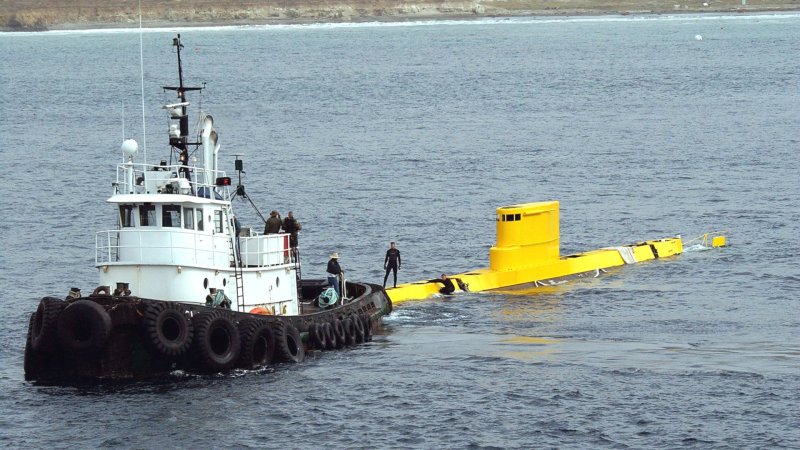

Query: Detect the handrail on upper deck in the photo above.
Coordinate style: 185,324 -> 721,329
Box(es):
114,162 -> 231,199
96,228 -> 295,269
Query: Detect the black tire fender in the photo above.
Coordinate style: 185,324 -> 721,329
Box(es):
351,314 -> 365,344
57,299 -> 113,356
24,313 -> 36,378
342,318 -> 356,347
332,319 -> 346,349
360,313 -> 373,342
274,322 -> 305,363
309,323 -> 327,351
143,303 -> 193,357
91,285 -> 111,296
31,297 -> 64,352
323,322 -> 336,350
192,313 -> 240,372
238,320 -> 275,369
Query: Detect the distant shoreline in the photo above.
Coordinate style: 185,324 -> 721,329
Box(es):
3,3 -> 800,33
44,9 -> 800,32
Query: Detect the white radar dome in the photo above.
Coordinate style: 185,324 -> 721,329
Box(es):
121,139 -> 139,157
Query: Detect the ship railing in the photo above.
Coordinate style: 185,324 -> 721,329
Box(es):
96,229 -> 294,268
113,162 -> 231,200
238,232 -> 295,267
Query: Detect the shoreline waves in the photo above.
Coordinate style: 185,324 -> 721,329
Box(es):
3,2 -> 800,32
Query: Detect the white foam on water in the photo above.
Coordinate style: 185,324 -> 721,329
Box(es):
683,243 -> 713,252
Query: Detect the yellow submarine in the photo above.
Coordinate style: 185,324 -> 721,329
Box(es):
387,201 -> 725,305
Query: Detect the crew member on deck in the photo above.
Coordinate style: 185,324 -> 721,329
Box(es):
282,211 -> 302,256
327,252 -> 343,299
383,241 -> 401,288
264,210 -> 282,234
434,273 -> 455,295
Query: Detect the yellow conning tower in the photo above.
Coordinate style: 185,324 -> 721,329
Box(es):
490,201 -> 560,271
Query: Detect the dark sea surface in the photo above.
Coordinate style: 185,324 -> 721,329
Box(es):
1,13 -> 799,448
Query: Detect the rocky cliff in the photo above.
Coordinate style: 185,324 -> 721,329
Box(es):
2,0 -> 799,31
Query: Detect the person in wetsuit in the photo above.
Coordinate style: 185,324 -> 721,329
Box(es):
435,273 -> 455,295
383,241 -> 401,288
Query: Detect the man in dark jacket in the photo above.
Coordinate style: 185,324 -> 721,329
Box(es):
383,241 -> 401,288
326,252 -> 343,299
264,210 -> 282,234
282,211 -> 302,249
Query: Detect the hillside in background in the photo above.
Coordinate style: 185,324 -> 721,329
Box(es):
2,0 -> 799,30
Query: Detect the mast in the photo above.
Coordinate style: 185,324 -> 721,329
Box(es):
163,34 -> 203,183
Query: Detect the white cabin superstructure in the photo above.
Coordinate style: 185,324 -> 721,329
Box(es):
94,34 -> 299,315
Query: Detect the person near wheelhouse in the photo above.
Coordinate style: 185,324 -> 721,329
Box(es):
383,241 -> 401,288
264,210 -> 282,234
282,211 -> 302,258
326,252 -> 343,299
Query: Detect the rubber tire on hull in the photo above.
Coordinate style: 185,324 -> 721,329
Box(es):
57,300 -> 113,356
192,313 -> 241,372
274,322 -> 305,363
24,313 -> 35,378
323,322 -> 336,350
238,320 -> 275,369
360,313 -> 373,342
309,323 -> 327,351
342,318 -> 357,347
351,314 -> 365,344
332,320 -> 346,349
31,297 -> 64,352
91,285 -> 111,296
144,303 -> 193,357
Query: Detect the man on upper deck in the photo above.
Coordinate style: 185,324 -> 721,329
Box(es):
282,211 -> 302,249
264,210 -> 282,234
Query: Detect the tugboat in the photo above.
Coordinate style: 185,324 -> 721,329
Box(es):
24,35 -> 392,383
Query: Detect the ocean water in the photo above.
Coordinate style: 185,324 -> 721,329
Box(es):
1,13 -> 799,448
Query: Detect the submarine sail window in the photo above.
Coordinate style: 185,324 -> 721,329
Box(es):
162,205 -> 181,228
119,205 -> 134,227
139,204 -> 156,226
500,213 -> 522,222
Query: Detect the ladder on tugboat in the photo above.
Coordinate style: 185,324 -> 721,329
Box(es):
293,247 -> 302,300
230,237 -> 245,312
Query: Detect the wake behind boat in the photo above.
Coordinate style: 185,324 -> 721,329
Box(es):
24,35 -> 391,383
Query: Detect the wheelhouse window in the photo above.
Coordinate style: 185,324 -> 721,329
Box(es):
213,210 -> 224,233
183,207 -> 195,230
162,205 -> 181,228
119,205 -> 134,227
139,204 -> 156,226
